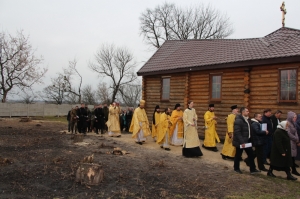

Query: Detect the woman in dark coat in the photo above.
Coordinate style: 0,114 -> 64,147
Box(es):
286,111 -> 300,176
267,121 -> 297,180
294,114 -> 300,161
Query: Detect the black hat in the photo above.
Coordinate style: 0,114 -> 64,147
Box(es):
231,105 -> 238,110
209,104 -> 214,107
174,103 -> 181,110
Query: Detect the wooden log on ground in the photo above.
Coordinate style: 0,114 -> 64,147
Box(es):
19,117 -> 32,122
75,163 -> 104,185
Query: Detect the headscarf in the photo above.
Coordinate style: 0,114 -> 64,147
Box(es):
277,120 -> 287,131
286,111 -> 297,136
153,105 -> 160,125
287,111 -> 296,125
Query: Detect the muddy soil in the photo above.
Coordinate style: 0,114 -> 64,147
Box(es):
0,118 -> 299,199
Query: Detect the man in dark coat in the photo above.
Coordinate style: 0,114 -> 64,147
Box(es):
85,106 -> 92,132
94,104 -> 105,135
233,107 -> 260,174
125,107 -> 133,132
262,109 -> 273,165
267,121 -> 297,180
77,103 -> 88,134
102,104 -> 109,132
270,110 -> 282,131
251,113 -> 269,171
67,109 -> 71,132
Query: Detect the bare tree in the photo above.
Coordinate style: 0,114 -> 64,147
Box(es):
139,2 -> 234,49
21,91 -> 37,104
89,44 -> 137,103
82,84 -> 96,105
0,31 -> 47,102
62,59 -> 82,103
118,83 -> 141,107
64,92 -> 79,104
40,74 -> 66,104
96,82 -> 111,105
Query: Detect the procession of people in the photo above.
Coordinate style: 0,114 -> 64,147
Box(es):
67,100 -> 300,181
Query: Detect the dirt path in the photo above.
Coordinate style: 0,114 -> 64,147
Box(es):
67,130 -> 300,180
0,118 -> 300,199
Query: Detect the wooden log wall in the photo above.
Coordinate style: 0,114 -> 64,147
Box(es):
189,68 -> 245,139
143,74 -> 186,129
142,62 -> 300,139
249,63 -> 300,120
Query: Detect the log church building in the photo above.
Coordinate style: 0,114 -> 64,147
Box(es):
137,26 -> 300,138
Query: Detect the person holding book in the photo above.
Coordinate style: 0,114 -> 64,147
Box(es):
233,107 -> 260,174
251,113 -> 269,171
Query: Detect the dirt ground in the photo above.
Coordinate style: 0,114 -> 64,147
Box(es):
0,118 -> 300,199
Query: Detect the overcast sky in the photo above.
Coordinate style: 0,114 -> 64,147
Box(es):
1,0 -> 300,100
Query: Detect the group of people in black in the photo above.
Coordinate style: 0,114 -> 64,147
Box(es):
119,108 -> 134,132
233,108 -> 300,181
67,103 -> 109,135
67,103 -> 134,135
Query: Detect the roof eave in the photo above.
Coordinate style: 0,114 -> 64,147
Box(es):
137,56 -> 300,76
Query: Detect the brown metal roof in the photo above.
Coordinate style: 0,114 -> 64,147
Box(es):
137,27 -> 300,76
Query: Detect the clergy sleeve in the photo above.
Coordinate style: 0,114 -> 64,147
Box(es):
227,114 -> 235,133
193,109 -> 198,121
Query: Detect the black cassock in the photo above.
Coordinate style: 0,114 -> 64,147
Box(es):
94,107 -> 105,134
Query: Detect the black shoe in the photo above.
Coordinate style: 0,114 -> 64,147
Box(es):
267,171 -> 276,177
250,169 -> 261,174
221,154 -> 227,160
260,168 -> 268,172
234,169 -> 242,174
165,148 -> 170,151
264,161 -> 270,165
212,148 -> 218,152
160,146 -> 163,148
292,170 -> 300,176
138,142 -> 143,145
287,175 -> 297,181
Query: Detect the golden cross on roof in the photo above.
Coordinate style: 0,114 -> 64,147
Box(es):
280,1 -> 287,27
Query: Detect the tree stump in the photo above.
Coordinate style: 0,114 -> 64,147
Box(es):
19,117 -> 32,122
73,134 -> 84,143
75,163 -> 104,185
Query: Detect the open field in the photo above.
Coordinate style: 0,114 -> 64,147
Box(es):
0,118 -> 300,199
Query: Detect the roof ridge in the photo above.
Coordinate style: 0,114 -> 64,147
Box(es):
164,38 -> 261,42
264,27 -> 300,37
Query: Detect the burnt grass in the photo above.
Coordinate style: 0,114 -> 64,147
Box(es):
0,119 -> 299,199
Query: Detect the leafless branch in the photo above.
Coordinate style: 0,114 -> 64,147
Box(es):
0,30 -> 47,102
89,44 -> 137,103
139,3 -> 234,49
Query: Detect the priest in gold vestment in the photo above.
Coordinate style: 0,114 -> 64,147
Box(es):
182,101 -> 203,157
157,108 -> 172,151
129,100 -> 151,145
151,105 -> 161,142
221,105 -> 239,160
169,103 -> 184,146
107,102 -> 121,137
203,104 -> 220,152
